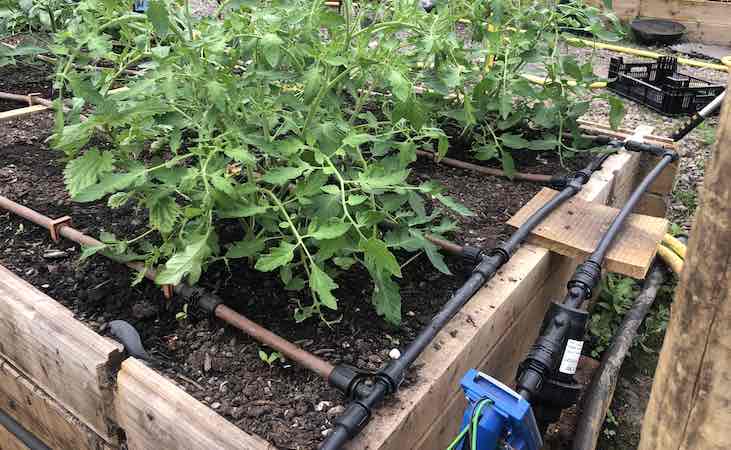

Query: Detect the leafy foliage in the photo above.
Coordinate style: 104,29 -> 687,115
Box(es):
50,0 -> 623,325
588,274 -> 673,357
0,0 -> 77,35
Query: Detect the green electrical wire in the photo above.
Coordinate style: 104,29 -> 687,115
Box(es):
445,398 -> 494,450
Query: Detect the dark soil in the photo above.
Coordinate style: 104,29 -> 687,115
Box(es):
0,61 -> 55,112
0,64 -> 589,449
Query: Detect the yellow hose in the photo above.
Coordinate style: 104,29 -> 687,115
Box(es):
662,233 -> 687,259
657,244 -> 683,275
520,73 -> 606,89
565,37 -> 730,72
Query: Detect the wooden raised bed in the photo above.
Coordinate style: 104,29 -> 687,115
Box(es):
595,0 -> 731,46
0,144 -> 674,450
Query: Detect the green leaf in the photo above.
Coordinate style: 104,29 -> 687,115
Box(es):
146,0 -> 170,38
370,267 -> 401,325
358,166 -> 409,192
501,150 -> 516,178
155,236 -> 209,285
226,239 -> 265,258
434,194 -> 475,217
260,165 -> 307,185
74,170 -> 144,202
362,238 -> 401,278
343,133 -> 375,148
79,244 -> 107,261
347,194 -> 368,206
425,245 -> 451,275
500,133 -> 530,149
255,241 -> 296,272
260,33 -> 283,67
388,69 -> 410,102
527,139 -> 558,151
608,96 -> 625,130
308,218 -> 351,240
149,196 -> 180,234
310,264 -> 338,310
224,147 -> 255,165
64,149 -> 115,197
218,204 -> 269,218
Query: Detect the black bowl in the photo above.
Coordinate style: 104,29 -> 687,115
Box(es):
630,19 -> 686,45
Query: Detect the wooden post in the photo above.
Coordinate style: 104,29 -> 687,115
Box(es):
638,77 -> 731,450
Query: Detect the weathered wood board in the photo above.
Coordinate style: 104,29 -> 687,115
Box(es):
0,265 -> 123,443
0,105 -> 49,123
587,0 -> 731,45
0,421 -> 29,450
0,357 -> 108,450
115,358 -> 274,450
508,188 -> 668,279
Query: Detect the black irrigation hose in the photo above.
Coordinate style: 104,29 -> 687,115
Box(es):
0,408 -> 52,450
515,142 -> 678,425
320,150 -> 617,450
670,91 -> 726,141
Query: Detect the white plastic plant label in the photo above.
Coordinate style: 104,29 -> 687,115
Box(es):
559,339 -> 584,375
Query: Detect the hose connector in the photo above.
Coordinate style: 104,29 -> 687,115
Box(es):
461,245 -> 485,267
624,141 -> 678,162
174,284 -> 224,319
566,260 -> 602,301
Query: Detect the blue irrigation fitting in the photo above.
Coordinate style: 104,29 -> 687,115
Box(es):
133,0 -> 149,12
459,369 -> 542,450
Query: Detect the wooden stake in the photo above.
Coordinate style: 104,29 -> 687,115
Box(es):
638,74 -> 731,450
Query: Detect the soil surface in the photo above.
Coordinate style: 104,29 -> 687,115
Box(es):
0,61 -> 55,112
0,62 -> 586,449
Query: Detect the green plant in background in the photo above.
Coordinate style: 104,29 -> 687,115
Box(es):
589,274 -> 673,357
50,0 -> 624,326
0,0 -> 77,34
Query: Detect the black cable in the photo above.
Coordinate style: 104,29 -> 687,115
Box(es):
0,408 -> 52,450
585,153 -> 675,269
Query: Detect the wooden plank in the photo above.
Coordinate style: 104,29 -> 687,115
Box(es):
636,192 -> 668,217
0,265 -> 123,443
639,75 -> 731,450
0,421 -> 29,450
641,154 -> 678,195
507,188 -> 667,279
639,0 -> 731,25
0,105 -> 49,123
0,357 -> 107,450
115,358 -> 273,450
353,149 -> 638,450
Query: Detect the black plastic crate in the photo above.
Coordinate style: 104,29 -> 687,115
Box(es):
607,56 -> 725,116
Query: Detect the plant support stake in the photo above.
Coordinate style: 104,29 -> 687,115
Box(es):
319,150 -> 617,449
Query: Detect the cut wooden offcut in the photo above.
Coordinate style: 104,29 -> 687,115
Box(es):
507,187 -> 667,279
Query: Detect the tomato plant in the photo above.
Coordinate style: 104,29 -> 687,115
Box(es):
50,0 -> 622,325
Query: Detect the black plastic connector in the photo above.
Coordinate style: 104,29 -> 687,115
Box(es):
174,285 -> 224,319
515,302 -> 589,400
461,245 -> 485,267
566,260 -> 603,302
623,141 -> 679,161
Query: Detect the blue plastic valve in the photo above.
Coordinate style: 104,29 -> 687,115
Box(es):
459,369 -> 542,450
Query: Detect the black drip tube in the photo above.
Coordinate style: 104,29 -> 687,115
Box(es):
0,408 -> 52,450
320,149 -> 618,450
515,141 -> 678,430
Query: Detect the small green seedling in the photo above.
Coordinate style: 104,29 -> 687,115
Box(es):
258,349 -> 282,367
175,303 -> 188,321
